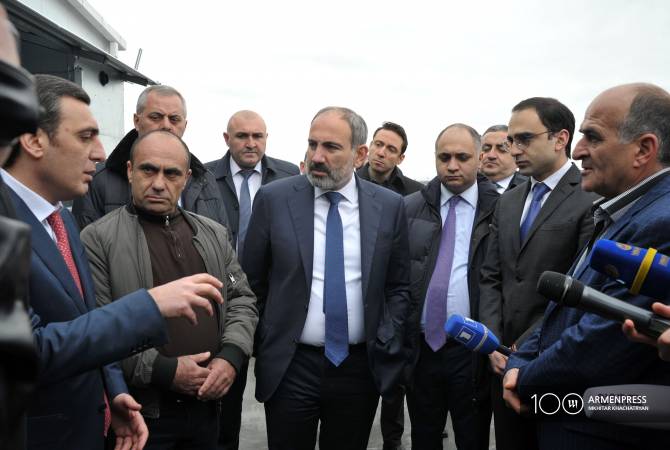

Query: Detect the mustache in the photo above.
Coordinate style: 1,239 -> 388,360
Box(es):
308,162 -> 331,174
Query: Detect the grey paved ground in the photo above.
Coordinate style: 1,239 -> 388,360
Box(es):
239,359 -> 495,449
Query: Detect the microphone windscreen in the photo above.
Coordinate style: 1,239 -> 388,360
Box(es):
445,314 -> 499,354
591,240 -> 670,299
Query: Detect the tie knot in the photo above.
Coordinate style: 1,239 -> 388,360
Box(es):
448,195 -> 461,208
325,191 -> 344,206
240,169 -> 255,180
46,210 -> 62,228
532,182 -> 550,200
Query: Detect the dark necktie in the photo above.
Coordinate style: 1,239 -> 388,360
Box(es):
47,211 -> 111,435
520,182 -> 550,242
424,195 -> 460,351
323,191 -> 348,366
237,169 -> 254,258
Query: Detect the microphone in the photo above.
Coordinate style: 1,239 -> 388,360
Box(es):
590,240 -> 670,300
444,315 -> 512,356
537,271 -> 670,339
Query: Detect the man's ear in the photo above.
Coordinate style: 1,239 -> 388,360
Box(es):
355,145 -> 368,168
18,129 -> 47,160
554,129 -> 569,154
633,133 -> 659,169
126,160 -> 133,183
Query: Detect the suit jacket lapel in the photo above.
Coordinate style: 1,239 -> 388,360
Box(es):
215,153 -> 237,200
357,178 -> 381,302
288,177 -> 315,293
8,189 -> 87,315
521,165 -> 579,251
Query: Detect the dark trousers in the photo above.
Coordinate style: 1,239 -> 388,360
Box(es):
217,360 -> 248,450
406,340 -> 485,450
145,394 -> 219,450
380,385 -> 405,449
490,374 -> 538,450
265,344 -> 379,450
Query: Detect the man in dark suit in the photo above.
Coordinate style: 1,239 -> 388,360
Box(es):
243,106 -> 411,450
504,84 -> 670,449
479,124 -> 527,193
3,74 -> 225,450
478,98 -> 596,450
204,109 -> 298,450
404,124 -> 499,449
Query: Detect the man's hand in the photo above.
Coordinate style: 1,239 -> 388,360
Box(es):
171,352 -> 211,395
198,358 -> 237,401
623,302 -> 670,361
110,393 -> 148,450
148,274 -> 223,325
488,350 -> 508,376
502,368 -> 528,415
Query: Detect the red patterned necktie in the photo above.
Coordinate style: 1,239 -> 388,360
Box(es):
46,211 -> 112,435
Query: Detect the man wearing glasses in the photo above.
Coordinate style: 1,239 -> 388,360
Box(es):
479,125 -> 527,194
478,97 -> 596,450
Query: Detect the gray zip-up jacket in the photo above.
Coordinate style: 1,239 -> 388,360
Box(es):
80,205 -> 257,418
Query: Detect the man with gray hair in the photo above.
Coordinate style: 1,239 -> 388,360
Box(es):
480,124 -> 527,193
404,123 -> 499,449
242,106 -> 411,449
73,85 -> 229,229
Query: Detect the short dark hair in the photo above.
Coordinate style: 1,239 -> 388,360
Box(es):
619,85 -> 670,166
129,129 -> 191,167
483,124 -> 508,134
372,121 -> 408,154
34,74 -> 90,140
5,75 -> 89,168
512,97 -> 575,157
435,123 -> 481,152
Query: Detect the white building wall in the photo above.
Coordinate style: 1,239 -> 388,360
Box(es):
18,0 -> 112,52
80,61 -> 126,155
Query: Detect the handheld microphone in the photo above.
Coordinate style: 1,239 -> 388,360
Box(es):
444,315 -> 512,356
537,271 -> 670,339
590,240 -> 670,300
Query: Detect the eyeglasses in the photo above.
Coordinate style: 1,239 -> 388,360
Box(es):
503,130 -> 553,151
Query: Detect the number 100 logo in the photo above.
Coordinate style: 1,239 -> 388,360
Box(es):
531,393 -> 584,415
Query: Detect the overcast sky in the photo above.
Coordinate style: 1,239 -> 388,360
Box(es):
88,0 -> 670,181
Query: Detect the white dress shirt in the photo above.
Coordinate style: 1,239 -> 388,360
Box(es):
520,160 -> 572,225
494,173 -> 515,194
1,169 -> 60,242
421,181 -> 478,328
300,175 -> 364,345
230,157 -> 262,204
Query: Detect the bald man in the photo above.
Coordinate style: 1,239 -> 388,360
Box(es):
205,110 -> 298,450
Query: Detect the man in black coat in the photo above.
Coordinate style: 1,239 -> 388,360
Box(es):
204,110 -> 298,450
355,121 -> 423,197
404,123 -> 499,450
72,85 -> 229,229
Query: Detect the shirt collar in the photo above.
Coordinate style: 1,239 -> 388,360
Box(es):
530,159 -> 572,191
495,173 -> 515,191
230,157 -> 262,176
314,173 -> 358,204
440,180 -> 478,210
1,168 -> 61,222
594,167 -> 670,223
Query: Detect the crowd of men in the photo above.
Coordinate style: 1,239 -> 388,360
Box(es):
2,4 -> 670,450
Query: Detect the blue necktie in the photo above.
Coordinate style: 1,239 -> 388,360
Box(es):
520,182 -> 550,242
237,169 -> 254,259
424,195 -> 460,351
323,191 -> 348,366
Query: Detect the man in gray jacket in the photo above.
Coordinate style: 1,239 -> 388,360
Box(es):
81,130 -> 258,449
